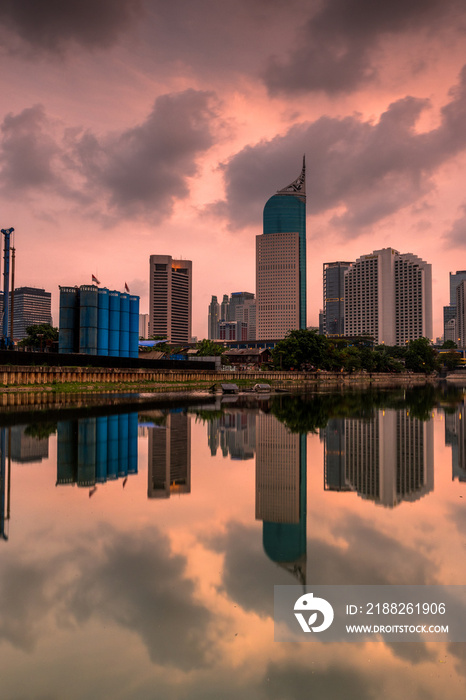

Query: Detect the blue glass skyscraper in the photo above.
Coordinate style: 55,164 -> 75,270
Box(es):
257,158 -> 306,338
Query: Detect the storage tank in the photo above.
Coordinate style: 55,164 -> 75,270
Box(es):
79,285 -> 98,355
108,291 -> 120,357
128,412 -> 138,474
56,420 -> 78,484
119,293 -> 130,358
59,287 -> 80,354
96,416 -> 108,483
97,288 -> 110,356
118,413 -> 129,477
129,295 -> 140,358
107,415 -> 119,479
77,418 -> 96,487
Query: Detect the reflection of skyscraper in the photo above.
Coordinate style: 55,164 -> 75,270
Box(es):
207,412 -> 256,460
148,412 -> 191,498
10,425 -> 49,463
345,410 -> 434,507
255,414 -> 307,583
321,419 -> 351,491
449,402 -> 466,482
256,159 -> 306,339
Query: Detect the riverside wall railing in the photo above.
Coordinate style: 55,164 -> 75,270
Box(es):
0,366 -> 435,388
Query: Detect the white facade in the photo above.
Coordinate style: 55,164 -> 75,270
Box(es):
139,313 -> 149,339
344,248 -> 432,345
256,231 -> 299,340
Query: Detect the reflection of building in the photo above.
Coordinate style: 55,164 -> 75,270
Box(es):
344,410 -> 434,507
256,159 -> 306,340
208,412 -> 256,460
149,255 -> 192,343
10,425 -> 49,463
0,428 -> 10,541
447,402 -> 466,482
255,414 -> 307,583
57,413 -> 138,487
148,412 -> 191,498
321,419 -> 351,491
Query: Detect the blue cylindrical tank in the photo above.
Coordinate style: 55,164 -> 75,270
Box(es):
119,293 -> 130,358
128,411 -> 138,474
77,418 -> 96,487
79,285 -> 98,355
129,295 -> 140,359
56,420 -> 78,484
59,287 -> 80,354
108,291 -> 120,357
97,288 -> 109,356
107,415 -> 119,479
96,416 -> 108,483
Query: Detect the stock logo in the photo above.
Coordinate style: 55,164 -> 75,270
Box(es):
294,592 -> 334,633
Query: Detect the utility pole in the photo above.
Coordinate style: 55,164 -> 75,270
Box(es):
1,228 -> 14,348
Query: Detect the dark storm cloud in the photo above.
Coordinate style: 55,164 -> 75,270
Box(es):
264,0 -> 464,95
0,0 -> 142,53
443,205 -> 466,247
0,90 -> 218,221
219,65 -> 466,234
73,89 -> 217,218
0,105 -> 59,191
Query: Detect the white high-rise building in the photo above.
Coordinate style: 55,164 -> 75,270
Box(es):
344,248 -> 432,345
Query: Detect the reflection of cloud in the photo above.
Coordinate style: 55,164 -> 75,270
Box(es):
261,660 -> 378,700
0,527 -> 212,669
218,66 -> 466,234
65,528 -> 213,670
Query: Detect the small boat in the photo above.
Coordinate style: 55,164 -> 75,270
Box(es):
253,383 -> 271,393
221,383 -> 239,394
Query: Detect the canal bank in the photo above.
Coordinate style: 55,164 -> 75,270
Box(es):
0,365 -> 438,391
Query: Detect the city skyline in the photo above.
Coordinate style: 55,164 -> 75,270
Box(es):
2,3 -> 466,338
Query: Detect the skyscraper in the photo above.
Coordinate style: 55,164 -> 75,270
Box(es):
256,158 -> 306,340
0,286 -> 52,341
207,295 -> 219,339
149,255 -> 192,343
344,248 -> 432,345
443,271 -> 466,343
322,262 -> 352,337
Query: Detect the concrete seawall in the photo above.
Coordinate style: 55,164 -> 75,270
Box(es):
0,365 -> 435,388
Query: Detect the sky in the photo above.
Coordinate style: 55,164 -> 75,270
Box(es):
1,0 -> 466,339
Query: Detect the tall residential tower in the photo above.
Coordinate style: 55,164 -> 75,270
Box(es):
256,159 -> 306,340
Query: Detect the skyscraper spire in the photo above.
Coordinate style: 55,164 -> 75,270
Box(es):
277,156 -> 306,199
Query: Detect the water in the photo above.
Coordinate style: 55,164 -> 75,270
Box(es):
0,385 -> 465,699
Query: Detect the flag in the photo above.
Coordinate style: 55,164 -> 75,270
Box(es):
124,282 -> 130,292
92,274 -> 100,285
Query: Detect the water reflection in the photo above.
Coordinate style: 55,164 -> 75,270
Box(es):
147,410 -> 191,498
321,411 -> 434,507
56,413 -> 138,488
445,399 -> 466,482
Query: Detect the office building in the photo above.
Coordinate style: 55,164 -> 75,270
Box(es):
208,295 -> 219,339
218,320 -> 247,341
444,271 -> 466,344
344,248 -> 432,345
457,281 -> 466,346
256,159 -> 306,340
139,313 -> 149,339
322,262 -> 352,337
149,255 -> 192,343
0,287 -> 52,341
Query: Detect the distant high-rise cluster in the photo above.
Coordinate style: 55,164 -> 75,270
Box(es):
207,291 -> 256,341
0,287 -> 52,341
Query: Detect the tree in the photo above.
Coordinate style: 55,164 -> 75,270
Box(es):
441,339 -> 457,349
272,330 -> 330,370
196,339 -> 225,356
20,323 -> 58,348
405,337 -> 439,373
